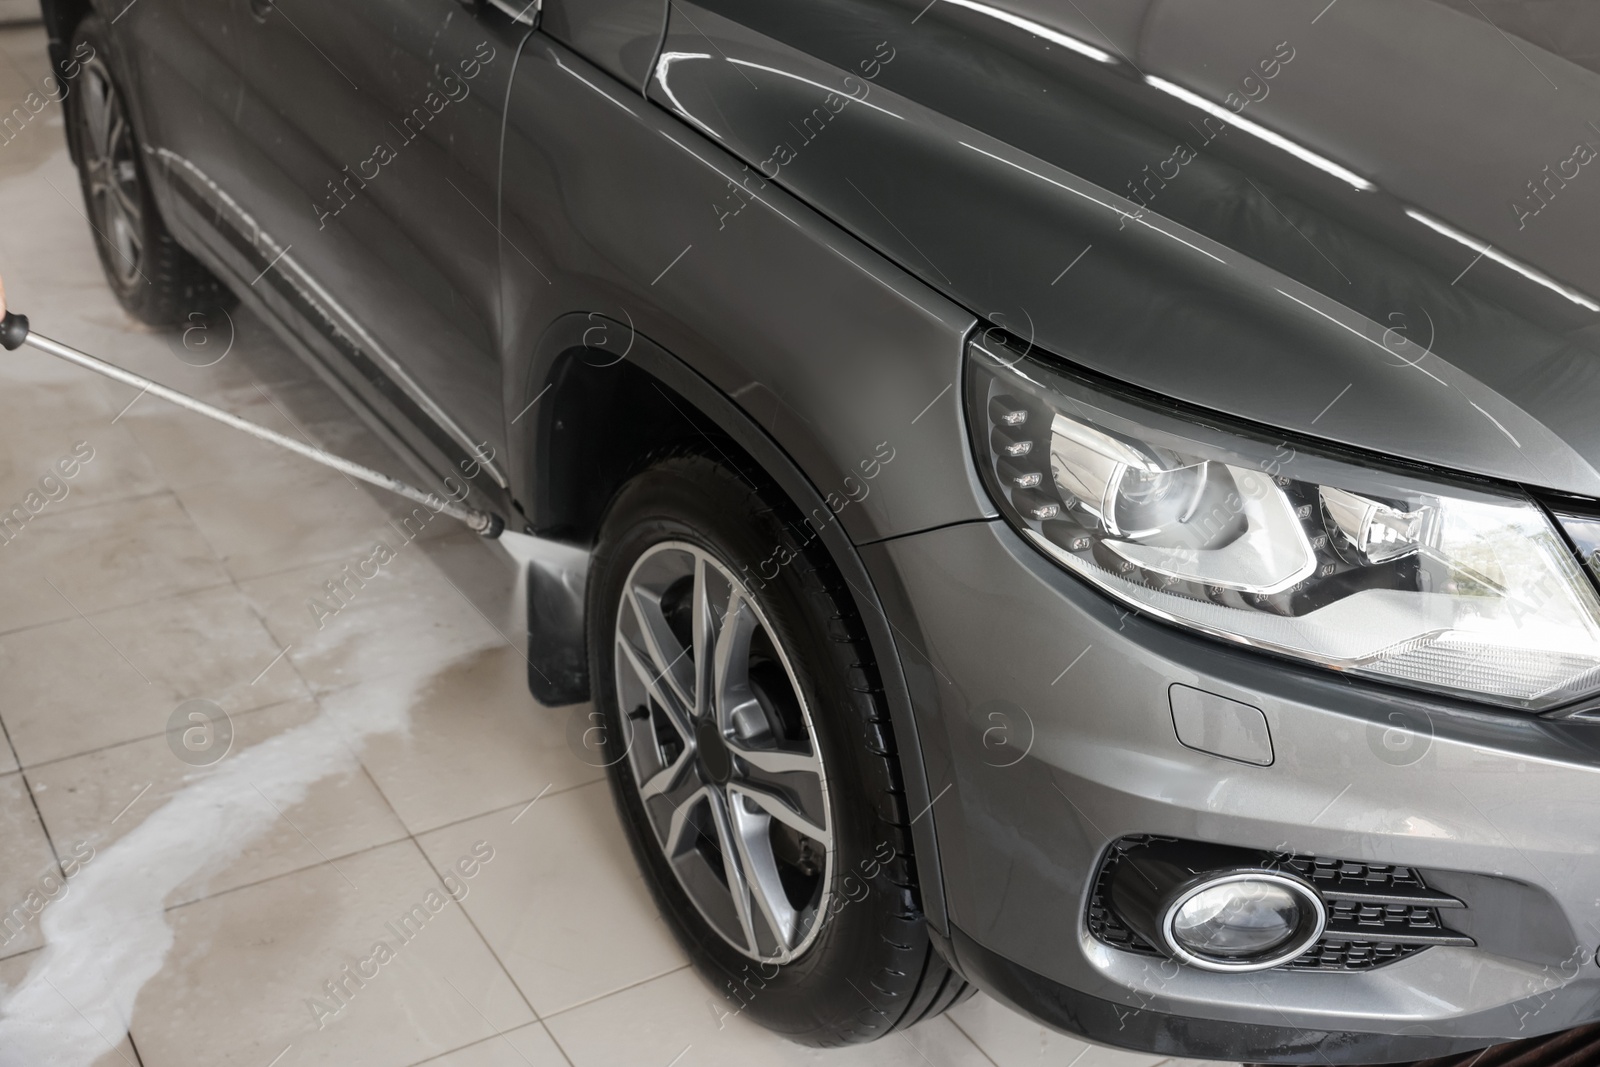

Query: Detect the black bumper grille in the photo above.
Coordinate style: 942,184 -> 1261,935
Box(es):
1087,835 -> 1470,971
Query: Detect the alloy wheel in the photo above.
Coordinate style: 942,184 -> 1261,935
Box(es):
78,57 -> 144,289
614,541 -> 833,963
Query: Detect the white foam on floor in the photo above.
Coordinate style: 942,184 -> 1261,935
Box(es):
0,657 -> 442,1066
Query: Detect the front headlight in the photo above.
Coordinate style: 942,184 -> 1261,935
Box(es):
970,338 -> 1600,711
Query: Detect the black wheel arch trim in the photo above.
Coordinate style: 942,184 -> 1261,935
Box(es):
511,310 -> 949,937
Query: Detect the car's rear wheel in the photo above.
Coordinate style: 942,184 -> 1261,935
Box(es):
65,14 -> 233,326
588,452 -> 971,1044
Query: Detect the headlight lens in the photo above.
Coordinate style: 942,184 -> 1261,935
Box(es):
970,339 -> 1600,711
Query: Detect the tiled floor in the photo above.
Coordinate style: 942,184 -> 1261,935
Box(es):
0,23 -> 1224,1067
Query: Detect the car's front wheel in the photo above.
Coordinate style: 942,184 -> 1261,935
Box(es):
587,452 -> 970,1044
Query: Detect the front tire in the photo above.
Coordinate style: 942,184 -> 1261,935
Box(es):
588,452 -> 970,1044
65,14 -> 233,326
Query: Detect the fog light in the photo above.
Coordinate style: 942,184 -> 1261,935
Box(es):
1106,839 -> 1327,972
1164,873 -> 1323,969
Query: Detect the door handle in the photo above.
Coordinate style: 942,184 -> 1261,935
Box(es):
249,0 -> 274,22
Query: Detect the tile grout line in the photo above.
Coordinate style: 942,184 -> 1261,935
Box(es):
945,1014 -> 1003,1067
413,776 -> 604,838
0,474 -> 157,522
158,831 -> 413,916
537,961 -> 696,1022
241,579 -> 420,872
0,571 -> 238,640
0,586 -> 72,895
0,461 -> 459,638
397,1020 -> 573,1067
534,1019 -> 580,1067
123,1027 -> 149,1067
11,656 -> 580,784
0,685 -> 26,774
0,705 -> 69,884
155,440 -> 381,875
407,836 -> 548,1032
14,694 -> 309,776
199,502 -> 461,586
146,739 -> 594,915
0,940 -> 44,967
0,416 -> 467,641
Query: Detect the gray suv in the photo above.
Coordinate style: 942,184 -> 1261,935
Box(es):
48,0 -> 1600,1060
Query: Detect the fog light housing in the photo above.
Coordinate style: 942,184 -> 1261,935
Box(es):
1162,872 -> 1325,971
1107,839 -> 1327,972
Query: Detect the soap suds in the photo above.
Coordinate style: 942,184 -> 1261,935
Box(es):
0,663 -> 438,1066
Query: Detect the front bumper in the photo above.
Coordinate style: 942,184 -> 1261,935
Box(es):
861,518 -> 1600,1063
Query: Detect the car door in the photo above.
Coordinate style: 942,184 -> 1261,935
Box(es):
111,0 -> 246,257
226,0 -> 534,492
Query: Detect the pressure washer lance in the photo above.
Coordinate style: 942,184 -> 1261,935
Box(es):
0,311 -> 505,538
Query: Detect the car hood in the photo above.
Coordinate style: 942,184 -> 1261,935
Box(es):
657,0 -> 1600,498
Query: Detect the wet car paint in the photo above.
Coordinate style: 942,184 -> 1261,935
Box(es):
53,0 -> 1600,1058
650,0 -> 1600,500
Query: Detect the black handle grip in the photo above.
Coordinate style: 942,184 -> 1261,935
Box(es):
0,312 -> 28,351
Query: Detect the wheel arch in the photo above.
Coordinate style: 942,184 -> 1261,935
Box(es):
40,0 -> 96,167
40,0 -> 94,63
514,314 -> 723,546
511,311 -> 952,939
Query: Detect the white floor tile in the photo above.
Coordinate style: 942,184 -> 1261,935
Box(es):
27,698 -> 410,907
0,417 -> 162,518
352,643 -> 602,834
0,492 -> 231,634
0,583 -> 309,766
0,772 -> 64,961
128,839 -> 534,1067
415,779 -> 687,1017
238,546 -> 507,695
174,463 -> 417,583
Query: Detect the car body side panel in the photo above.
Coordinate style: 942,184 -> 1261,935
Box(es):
222,0 -> 524,489
497,35 -> 991,546
651,0 -> 1600,500
539,0 -> 666,91
113,0 -> 241,195
106,2 -> 524,521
